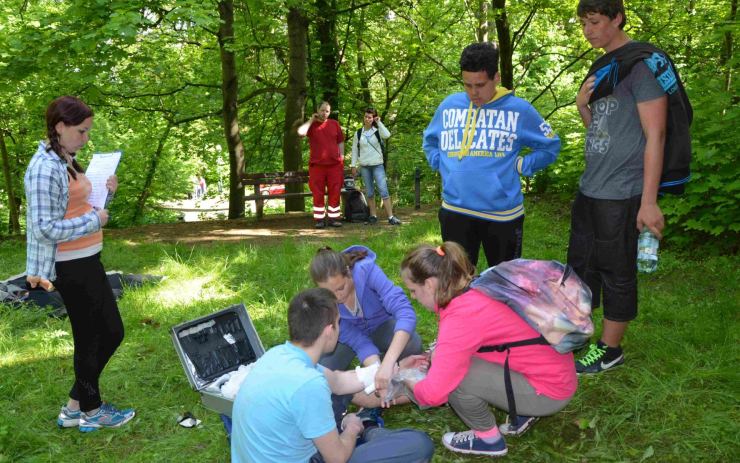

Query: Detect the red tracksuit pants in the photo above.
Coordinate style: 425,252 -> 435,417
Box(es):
309,163 -> 344,221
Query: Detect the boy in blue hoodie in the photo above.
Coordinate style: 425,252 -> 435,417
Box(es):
423,42 -> 560,267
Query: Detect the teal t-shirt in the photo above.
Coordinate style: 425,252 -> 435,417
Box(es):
231,342 -> 336,463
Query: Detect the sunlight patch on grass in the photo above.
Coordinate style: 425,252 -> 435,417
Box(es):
153,276 -> 223,306
1,327 -> 73,367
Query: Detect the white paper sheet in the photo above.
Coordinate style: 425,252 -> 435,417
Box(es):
86,151 -> 121,209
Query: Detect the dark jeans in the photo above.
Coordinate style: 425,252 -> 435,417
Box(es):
55,253 -> 124,412
319,319 -> 423,371
439,208 -> 523,267
310,399 -> 434,463
567,193 -> 640,322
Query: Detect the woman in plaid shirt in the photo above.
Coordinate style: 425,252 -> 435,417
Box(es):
25,96 -> 135,432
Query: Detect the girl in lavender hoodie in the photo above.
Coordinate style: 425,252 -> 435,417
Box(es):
310,245 -> 423,396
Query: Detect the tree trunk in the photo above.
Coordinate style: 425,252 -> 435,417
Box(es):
315,0 -> 339,107
132,124 -> 172,223
357,8 -> 372,105
477,0 -> 489,42
721,0 -> 737,93
218,0 -> 246,219
492,0 -> 513,89
284,7 -> 309,212
684,0 -> 695,63
0,133 -> 20,234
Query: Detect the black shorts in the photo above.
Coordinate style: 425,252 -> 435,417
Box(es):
567,193 -> 640,322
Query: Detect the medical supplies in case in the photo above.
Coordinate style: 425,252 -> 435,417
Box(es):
171,303 -> 265,417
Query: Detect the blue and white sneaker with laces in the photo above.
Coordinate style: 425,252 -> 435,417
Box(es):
78,403 -> 135,432
442,430 -> 507,457
356,407 -> 384,428
57,405 -> 82,428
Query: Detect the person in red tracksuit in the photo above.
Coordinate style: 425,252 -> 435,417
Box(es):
298,101 -> 345,229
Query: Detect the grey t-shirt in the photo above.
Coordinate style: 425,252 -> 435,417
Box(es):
579,61 -> 665,200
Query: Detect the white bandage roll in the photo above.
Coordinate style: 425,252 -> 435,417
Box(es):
355,361 -> 380,394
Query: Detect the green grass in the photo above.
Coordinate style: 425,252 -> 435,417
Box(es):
0,198 -> 737,462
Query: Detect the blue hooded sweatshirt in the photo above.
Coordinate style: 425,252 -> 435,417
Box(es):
423,88 -> 560,221
339,245 -> 417,363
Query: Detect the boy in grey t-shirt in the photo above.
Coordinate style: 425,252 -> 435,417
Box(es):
567,0 -> 668,374
580,62 -> 665,200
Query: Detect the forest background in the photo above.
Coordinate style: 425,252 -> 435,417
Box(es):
0,0 -> 737,250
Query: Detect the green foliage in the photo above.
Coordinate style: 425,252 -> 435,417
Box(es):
661,80 -> 740,250
0,0 -> 737,249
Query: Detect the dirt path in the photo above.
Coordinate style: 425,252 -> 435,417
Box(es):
107,205 -> 437,246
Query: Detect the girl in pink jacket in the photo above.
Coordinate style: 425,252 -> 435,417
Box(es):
400,242 -> 577,458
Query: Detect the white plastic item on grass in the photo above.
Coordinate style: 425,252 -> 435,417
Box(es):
204,372 -> 231,394
355,361 -> 380,394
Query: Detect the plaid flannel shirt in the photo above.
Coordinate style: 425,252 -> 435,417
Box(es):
25,141 -> 101,281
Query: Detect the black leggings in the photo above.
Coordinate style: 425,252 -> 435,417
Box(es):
439,208 -> 523,268
55,253 -> 124,412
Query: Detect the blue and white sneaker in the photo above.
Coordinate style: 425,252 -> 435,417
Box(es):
57,405 -> 82,428
356,407 -> 384,429
499,415 -> 539,436
78,403 -> 135,433
442,430 -> 507,457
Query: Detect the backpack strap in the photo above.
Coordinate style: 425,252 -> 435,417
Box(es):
476,336 -> 549,353
560,264 -> 574,286
355,128 -> 363,163
477,335 -> 549,426
374,129 -> 387,168
374,130 -> 384,154
357,127 -> 386,163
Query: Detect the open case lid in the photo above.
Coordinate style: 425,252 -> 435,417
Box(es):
171,303 -> 265,391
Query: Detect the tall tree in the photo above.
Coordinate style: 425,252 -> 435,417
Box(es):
218,0 -> 247,219
721,0 -> 737,93
356,7 -> 372,105
314,0 -> 340,106
492,0 -> 513,89
477,0 -> 490,42
131,123 -> 172,223
0,133 -> 19,234
283,6 -> 309,212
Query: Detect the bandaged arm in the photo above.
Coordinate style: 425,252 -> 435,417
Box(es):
354,362 -> 380,394
321,363 -> 378,396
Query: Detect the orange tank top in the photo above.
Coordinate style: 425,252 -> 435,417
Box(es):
56,172 -> 103,261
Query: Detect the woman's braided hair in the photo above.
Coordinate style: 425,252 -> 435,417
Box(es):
45,96 -> 92,180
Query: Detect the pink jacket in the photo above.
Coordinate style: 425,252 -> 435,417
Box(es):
414,289 -> 577,407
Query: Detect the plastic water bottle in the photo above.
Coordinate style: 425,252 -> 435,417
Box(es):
637,230 -> 659,273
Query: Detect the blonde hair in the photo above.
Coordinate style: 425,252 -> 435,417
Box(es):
400,241 -> 474,308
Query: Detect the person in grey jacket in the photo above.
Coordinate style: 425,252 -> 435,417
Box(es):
350,108 -> 401,225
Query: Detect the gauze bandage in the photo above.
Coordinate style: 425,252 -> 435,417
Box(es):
355,361 -> 380,394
